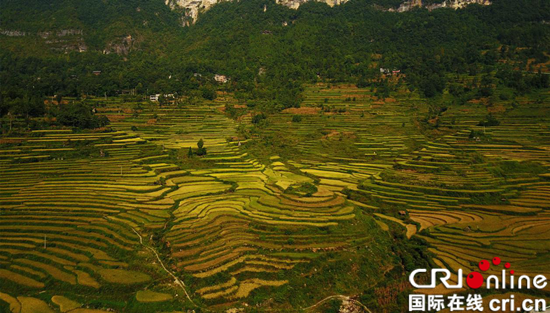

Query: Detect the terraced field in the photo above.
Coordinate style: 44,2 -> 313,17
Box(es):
272,84 -> 550,291
272,84 -> 550,294
107,99 -> 388,305
0,84 -> 549,312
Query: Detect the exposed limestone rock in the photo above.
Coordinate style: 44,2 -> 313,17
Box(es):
103,35 -> 135,56
165,0 -> 491,25
166,0 -> 349,25
275,0 -> 346,10
393,0 -> 491,12
165,0 -> 220,25
1,28 -> 87,53
0,29 -> 27,37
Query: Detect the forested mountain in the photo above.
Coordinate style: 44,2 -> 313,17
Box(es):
1,0 -> 549,113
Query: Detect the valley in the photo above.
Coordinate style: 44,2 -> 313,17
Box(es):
0,82 -> 548,312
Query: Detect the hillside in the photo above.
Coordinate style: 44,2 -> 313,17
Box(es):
1,0 -> 549,106
0,0 -> 549,312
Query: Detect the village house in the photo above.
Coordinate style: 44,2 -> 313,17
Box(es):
379,68 -> 401,76
149,94 -> 175,102
214,74 -> 229,84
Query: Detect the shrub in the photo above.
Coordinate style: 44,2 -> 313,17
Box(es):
291,115 -> 302,123
285,182 -> 318,197
252,113 -> 267,124
478,114 -> 500,127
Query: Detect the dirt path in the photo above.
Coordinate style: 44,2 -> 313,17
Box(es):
303,294 -> 372,313
131,227 -> 199,308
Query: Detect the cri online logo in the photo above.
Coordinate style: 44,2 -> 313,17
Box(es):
409,257 -> 548,290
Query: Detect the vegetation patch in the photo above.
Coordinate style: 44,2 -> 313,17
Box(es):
135,290 -> 173,303
98,269 -> 151,284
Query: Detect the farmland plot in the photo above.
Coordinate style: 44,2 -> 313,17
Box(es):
0,84 -> 548,311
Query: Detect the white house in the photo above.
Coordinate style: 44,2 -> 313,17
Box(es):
150,94 -> 176,102
214,74 -> 228,84
380,68 -> 401,75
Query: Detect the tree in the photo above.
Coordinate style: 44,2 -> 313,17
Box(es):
478,74 -> 494,97
158,95 -> 167,107
200,86 -> 217,100
136,83 -> 143,94
19,95 -> 45,118
252,113 -> 266,124
56,102 -> 110,129
478,114 -> 500,127
196,138 -> 206,156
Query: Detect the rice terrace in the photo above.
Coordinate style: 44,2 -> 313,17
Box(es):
0,81 -> 548,312
1,0 -> 550,312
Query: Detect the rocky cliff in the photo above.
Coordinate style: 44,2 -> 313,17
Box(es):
393,0 -> 491,12
0,28 -> 87,53
166,0 -> 348,25
167,0 -> 490,24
